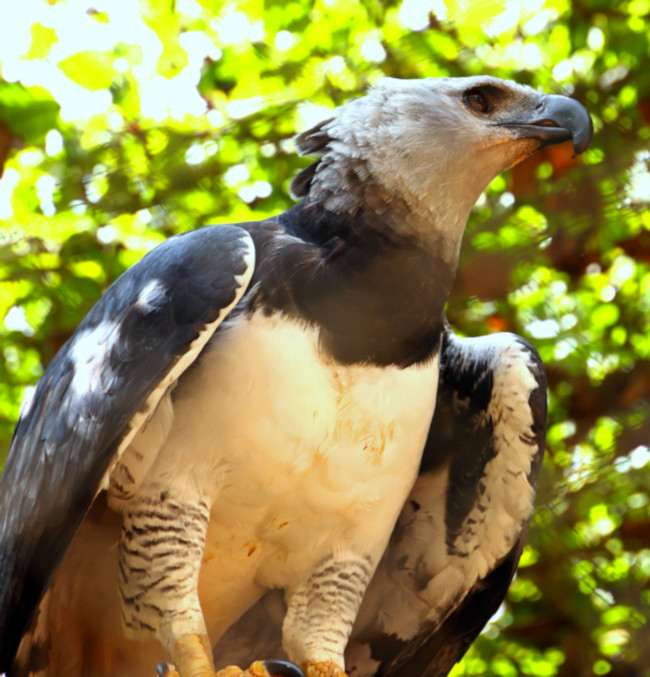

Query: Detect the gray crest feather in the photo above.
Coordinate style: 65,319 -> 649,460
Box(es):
290,117 -> 334,197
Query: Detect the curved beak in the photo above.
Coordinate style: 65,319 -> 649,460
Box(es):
497,94 -> 593,157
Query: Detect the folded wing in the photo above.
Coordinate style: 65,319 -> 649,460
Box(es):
0,225 -> 255,671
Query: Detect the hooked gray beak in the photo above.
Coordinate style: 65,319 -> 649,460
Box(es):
497,94 -> 593,156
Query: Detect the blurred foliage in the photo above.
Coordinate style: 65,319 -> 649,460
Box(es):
0,0 -> 649,675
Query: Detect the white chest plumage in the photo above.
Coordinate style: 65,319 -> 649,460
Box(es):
113,311 -> 439,639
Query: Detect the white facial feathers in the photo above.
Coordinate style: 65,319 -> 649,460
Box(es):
297,76 -> 545,257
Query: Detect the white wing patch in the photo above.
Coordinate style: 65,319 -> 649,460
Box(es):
452,339 -> 539,557
68,320 -> 119,402
422,337 -> 540,622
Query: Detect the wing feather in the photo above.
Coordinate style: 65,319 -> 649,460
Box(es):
347,325 -> 547,676
0,225 -> 255,670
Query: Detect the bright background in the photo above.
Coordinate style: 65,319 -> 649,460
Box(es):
0,1 -> 649,675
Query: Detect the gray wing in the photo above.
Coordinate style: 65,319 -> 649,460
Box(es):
347,325 -> 547,676
0,225 -> 254,671
210,325 -> 546,677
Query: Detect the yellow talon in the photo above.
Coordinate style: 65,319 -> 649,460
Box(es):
163,645 -> 303,677
248,661 -> 273,676
302,661 -> 347,677
169,633 -> 215,677
214,662 -> 274,677
214,667 -> 247,677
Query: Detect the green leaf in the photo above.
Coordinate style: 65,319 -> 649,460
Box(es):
591,303 -> 621,329
59,50 -> 115,90
0,82 -> 60,142
25,23 -> 58,60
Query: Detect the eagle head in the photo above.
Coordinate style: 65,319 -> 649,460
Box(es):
291,75 -> 592,261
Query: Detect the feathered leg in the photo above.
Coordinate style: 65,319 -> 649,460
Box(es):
118,488 -> 216,677
283,553 -> 374,677
119,488 -> 306,677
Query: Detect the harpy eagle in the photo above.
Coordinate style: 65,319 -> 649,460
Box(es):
0,76 -> 592,677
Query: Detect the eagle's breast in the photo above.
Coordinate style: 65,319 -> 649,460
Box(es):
121,309 -> 437,586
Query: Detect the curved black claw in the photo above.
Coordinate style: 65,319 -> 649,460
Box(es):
263,659 -> 306,677
156,663 -> 175,677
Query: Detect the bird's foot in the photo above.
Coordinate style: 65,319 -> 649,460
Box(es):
159,659 -> 304,677
213,664 -> 263,677
302,661 -> 347,677
215,660 -> 306,677
157,633 -> 215,677
155,632 -> 305,677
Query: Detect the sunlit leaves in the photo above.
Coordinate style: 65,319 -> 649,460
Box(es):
0,0 -> 649,675
25,23 -> 58,60
0,82 -> 60,143
140,0 -> 189,77
59,50 -> 115,91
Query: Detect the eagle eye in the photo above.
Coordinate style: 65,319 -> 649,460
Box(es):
463,87 -> 493,115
